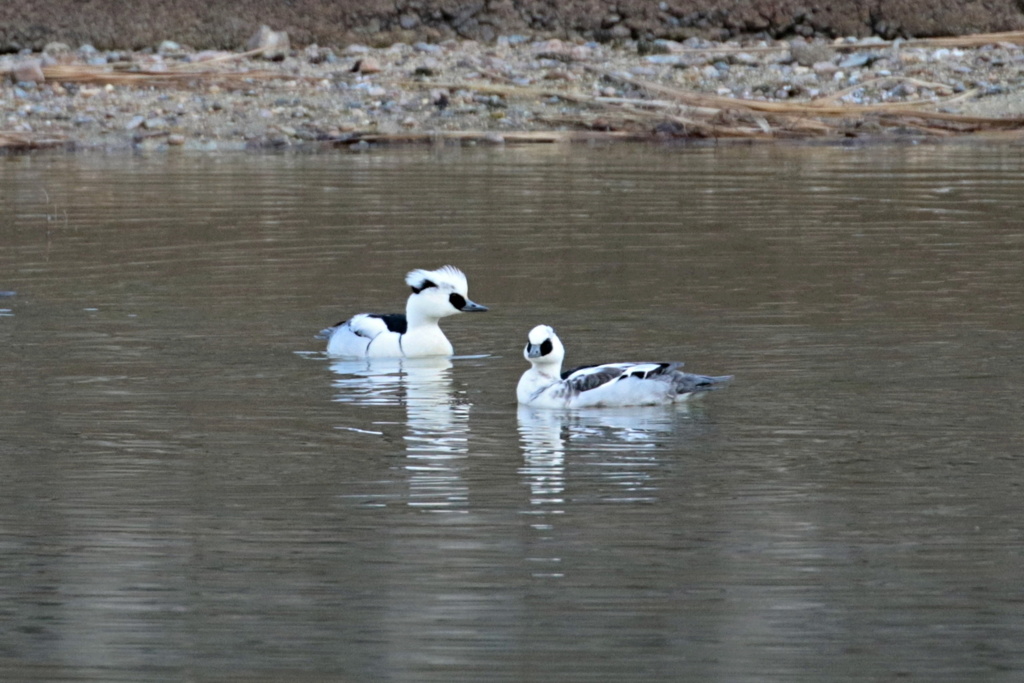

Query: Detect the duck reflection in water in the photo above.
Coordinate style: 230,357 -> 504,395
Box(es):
329,356 -> 470,511
518,404 -> 712,504
517,405 -> 690,576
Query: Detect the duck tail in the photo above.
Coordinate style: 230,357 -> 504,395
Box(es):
675,373 -> 733,395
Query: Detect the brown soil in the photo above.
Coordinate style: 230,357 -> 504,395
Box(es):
3,1 -> 1024,53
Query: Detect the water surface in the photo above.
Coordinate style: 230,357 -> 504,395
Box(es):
1,143 -> 1023,681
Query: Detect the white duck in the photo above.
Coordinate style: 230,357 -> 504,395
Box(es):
318,266 -> 488,358
517,324 -> 731,408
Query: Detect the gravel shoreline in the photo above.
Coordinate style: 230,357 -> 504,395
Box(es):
4,32 -> 1024,152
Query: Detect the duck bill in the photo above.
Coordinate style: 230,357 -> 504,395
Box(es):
526,343 -> 542,358
461,299 -> 488,312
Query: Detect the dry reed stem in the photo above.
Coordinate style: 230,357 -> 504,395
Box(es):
593,69 -> 1024,127
0,131 -> 69,150
41,63 -> 291,85
421,68 -> 1024,139
350,130 -> 647,144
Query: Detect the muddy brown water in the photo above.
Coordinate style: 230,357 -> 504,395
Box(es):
1,144 -> 1023,681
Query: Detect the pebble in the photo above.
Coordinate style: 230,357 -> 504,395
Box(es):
247,25 -> 290,60
791,43 -> 835,67
354,57 -> 382,74
158,40 -> 183,55
838,53 -> 873,68
13,59 -> 45,84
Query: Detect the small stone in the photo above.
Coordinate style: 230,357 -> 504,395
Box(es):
353,57 -> 381,74
569,45 -> 593,60
399,14 -> 420,30
126,115 -> 145,130
305,44 -> 334,64
158,40 -> 182,55
838,53 -> 873,69
247,25 -> 290,60
343,44 -> 371,55
167,134 -> 186,145
143,117 -> 168,130
13,59 -> 45,84
791,43 -> 835,67
43,42 -> 71,56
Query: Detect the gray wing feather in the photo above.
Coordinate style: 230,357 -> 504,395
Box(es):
565,362 -> 680,394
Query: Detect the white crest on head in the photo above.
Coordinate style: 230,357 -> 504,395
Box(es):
528,324 -> 555,345
405,265 -> 468,294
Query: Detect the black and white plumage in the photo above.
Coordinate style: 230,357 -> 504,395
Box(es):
517,325 -> 731,408
317,266 -> 488,358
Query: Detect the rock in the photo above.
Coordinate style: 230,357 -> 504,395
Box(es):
247,25 -> 289,60
126,115 -> 145,130
158,40 -> 182,55
353,57 -> 382,74
305,45 -> 335,64
791,43 -> 835,67
42,42 -> 71,56
838,53 -> 873,69
12,58 -> 44,83
167,134 -> 186,145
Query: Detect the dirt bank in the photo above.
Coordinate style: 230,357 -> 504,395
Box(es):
3,1 -> 1024,54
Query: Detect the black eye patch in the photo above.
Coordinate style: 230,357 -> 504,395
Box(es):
411,279 -> 437,294
540,339 -> 553,356
449,293 -> 467,310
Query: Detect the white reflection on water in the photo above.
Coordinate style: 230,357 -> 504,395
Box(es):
516,405 -> 688,578
517,405 -> 687,506
328,356 -> 470,511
